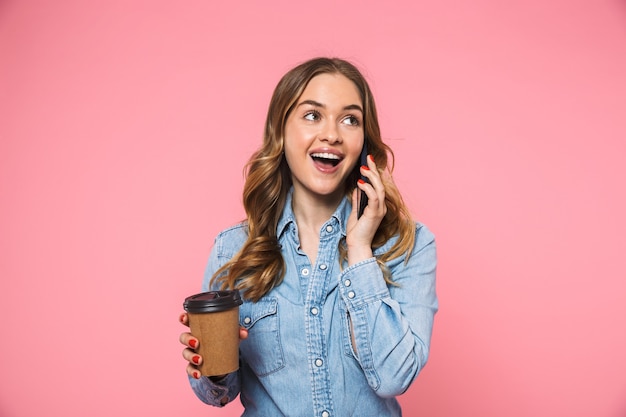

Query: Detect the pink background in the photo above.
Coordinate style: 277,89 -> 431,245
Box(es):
1,1 -> 625,416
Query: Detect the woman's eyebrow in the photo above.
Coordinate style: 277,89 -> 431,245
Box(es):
343,104 -> 364,113
297,100 -> 363,113
297,99 -> 324,108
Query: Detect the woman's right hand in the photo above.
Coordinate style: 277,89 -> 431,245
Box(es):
178,312 -> 249,379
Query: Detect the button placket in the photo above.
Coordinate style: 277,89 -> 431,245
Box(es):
304,218 -> 339,416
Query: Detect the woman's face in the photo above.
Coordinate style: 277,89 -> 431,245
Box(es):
283,72 -> 364,204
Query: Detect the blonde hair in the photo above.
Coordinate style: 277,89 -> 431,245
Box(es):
212,57 -> 415,302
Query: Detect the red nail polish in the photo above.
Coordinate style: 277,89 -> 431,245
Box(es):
361,165 -> 370,170
193,371 -> 200,379
189,339 -> 197,349
358,179 -> 365,185
192,355 -> 201,365
368,154 -> 374,162
179,314 -> 186,323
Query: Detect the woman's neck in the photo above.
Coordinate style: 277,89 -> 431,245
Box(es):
291,189 -> 343,234
291,190 -> 343,265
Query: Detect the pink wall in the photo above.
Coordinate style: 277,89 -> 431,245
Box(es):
1,1 -> 625,416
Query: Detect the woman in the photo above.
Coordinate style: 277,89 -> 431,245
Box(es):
179,57 -> 438,416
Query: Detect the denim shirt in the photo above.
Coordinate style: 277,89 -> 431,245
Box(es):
189,192 -> 438,416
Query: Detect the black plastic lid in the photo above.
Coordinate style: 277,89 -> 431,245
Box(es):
183,290 -> 243,313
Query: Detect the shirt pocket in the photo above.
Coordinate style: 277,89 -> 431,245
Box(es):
239,298 -> 285,377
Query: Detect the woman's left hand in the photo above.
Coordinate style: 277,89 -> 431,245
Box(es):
346,154 -> 387,265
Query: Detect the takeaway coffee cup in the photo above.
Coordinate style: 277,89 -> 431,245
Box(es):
183,290 -> 243,376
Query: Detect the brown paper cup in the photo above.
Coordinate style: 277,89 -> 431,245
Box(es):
184,290 -> 243,377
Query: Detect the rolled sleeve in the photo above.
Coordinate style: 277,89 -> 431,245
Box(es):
188,372 -> 240,407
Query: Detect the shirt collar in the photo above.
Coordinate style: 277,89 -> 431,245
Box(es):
276,189 -> 296,240
276,187 -> 352,239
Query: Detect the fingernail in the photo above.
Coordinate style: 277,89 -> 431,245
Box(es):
189,339 -> 197,349
358,179 -> 365,185
368,154 -> 374,162
361,165 -> 370,170
193,371 -> 200,379
179,314 -> 186,323
192,355 -> 201,365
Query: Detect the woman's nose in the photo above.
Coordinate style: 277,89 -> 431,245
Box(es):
319,122 -> 342,144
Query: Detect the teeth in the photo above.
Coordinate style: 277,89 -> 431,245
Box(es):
311,152 -> 341,160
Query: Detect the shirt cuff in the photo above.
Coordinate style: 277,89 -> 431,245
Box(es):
340,257 -> 390,308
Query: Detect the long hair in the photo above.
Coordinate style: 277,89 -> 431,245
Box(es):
211,57 -> 415,301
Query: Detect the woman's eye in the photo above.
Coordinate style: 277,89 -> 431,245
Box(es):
304,111 -> 320,121
342,115 -> 360,126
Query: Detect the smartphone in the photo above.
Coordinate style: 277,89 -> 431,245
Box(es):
357,142 -> 369,219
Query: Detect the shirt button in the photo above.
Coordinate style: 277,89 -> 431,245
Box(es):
325,225 -> 333,233
243,317 -> 252,325
301,268 -> 309,276
319,263 -> 327,270
315,358 -> 323,367
348,291 -> 355,299
322,412 -> 330,417
344,279 -> 351,287
310,307 -> 319,316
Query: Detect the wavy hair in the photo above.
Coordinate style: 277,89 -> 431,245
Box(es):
211,57 -> 416,302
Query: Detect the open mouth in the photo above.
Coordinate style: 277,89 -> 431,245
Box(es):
310,152 -> 342,167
